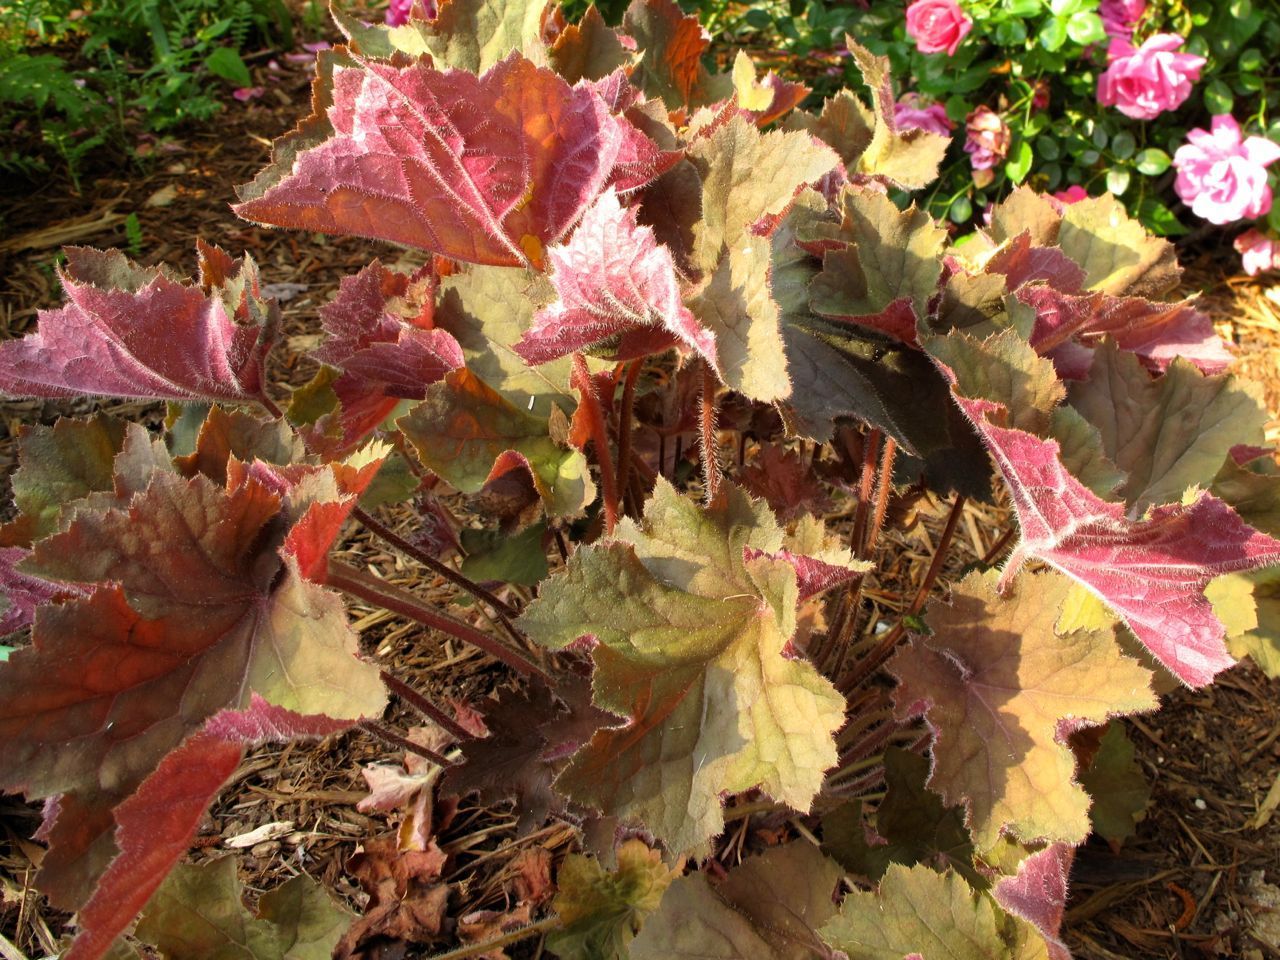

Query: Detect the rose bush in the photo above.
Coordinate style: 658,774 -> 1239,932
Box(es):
904,0 -> 972,56
1174,114 -> 1280,224
712,0 -> 1280,270
1097,34 -> 1204,120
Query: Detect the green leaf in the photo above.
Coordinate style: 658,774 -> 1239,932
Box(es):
1204,78 -> 1235,114
1040,18 -> 1068,51
1058,194 -> 1180,297
1133,148 -> 1170,175
1068,342 -> 1268,510
204,47 -> 252,88
819,864 -> 1050,959
1066,10 -> 1106,44
1137,197 -> 1188,237
460,522 -> 548,586
1225,569 -> 1280,676
888,570 -> 1155,850
807,188 -> 948,325
135,856 -> 351,959
633,843 -> 843,960
1110,131 -> 1136,161
0,415 -> 126,545
1035,135 -> 1061,161
844,39 -> 950,189
822,748 -> 979,885
1105,166 -> 1131,196
518,479 -> 850,853
925,329 -> 1125,497
398,368 -> 595,519
332,0 -> 549,72
684,115 -> 839,402
547,840 -> 679,960
1005,141 -> 1033,185
1080,723 -> 1150,846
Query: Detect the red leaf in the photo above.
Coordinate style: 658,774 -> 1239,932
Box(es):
314,261 -> 464,398
235,53 -> 666,268
0,247 -> 276,404
0,470 -> 385,911
743,546 -> 862,602
1018,286 -> 1232,379
941,376 -> 1280,686
984,232 -> 1086,293
64,697 -> 352,960
738,443 -> 833,522
514,189 -> 717,368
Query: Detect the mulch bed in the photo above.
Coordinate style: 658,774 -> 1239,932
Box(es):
2,34 -> 1280,960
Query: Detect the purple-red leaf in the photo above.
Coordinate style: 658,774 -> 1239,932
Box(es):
64,696 -> 353,960
0,546 -> 82,635
514,189 -> 716,368
235,52 -> 666,268
941,368 -> 1280,686
993,844 -> 1074,960
308,262 -> 464,453
1019,285 -> 1232,379
0,247 -> 276,404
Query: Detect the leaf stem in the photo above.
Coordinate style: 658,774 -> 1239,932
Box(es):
699,359 -> 721,503
327,560 -> 550,682
420,917 -> 561,960
358,718 -> 453,767
849,428 -> 881,553
353,507 -> 519,621
572,353 -> 620,533
862,437 -> 897,559
378,670 -> 476,741
615,358 -> 643,517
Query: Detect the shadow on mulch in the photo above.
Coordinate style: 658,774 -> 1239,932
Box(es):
2,42 -> 1280,960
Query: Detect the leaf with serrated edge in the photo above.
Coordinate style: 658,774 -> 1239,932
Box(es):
0,415 -> 126,546
807,188 -> 947,340
235,53 -> 663,268
632,843 -> 842,960
135,856 -> 351,960
1056,194 -> 1181,298
889,570 -> 1155,849
924,328 -> 1124,497
547,840 -> 678,960
63,698 -> 354,960
0,247 -> 275,405
992,844 -> 1073,960
398,368 -> 595,518
0,470 -> 385,921
936,350 -> 1280,686
515,189 -> 717,370
844,39 -> 949,189
687,115 -> 838,276
550,4 -> 631,83
1069,342 -> 1266,510
623,0 -> 714,109
1019,286 -> 1231,379
334,0 -> 549,73
518,479 -> 847,853
820,863 -> 1050,960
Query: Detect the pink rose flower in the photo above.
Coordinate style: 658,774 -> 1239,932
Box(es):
964,106 -> 1009,187
1174,115 -> 1280,225
1097,34 -> 1205,120
1234,229 -> 1280,276
386,0 -> 412,25
894,94 -> 954,136
1099,0 -> 1145,41
905,0 -> 973,57
1052,185 -> 1090,205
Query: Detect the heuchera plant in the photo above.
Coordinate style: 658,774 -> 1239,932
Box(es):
3,1 -> 1280,957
